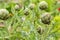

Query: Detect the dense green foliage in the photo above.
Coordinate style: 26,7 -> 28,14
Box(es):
0,0 -> 60,40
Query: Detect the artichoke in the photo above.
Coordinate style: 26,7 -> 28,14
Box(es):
14,3 -> 23,11
37,27 -> 44,35
28,3 -> 35,10
41,12 -> 52,24
24,8 -> 29,16
0,9 -> 9,20
39,1 -> 48,10
14,4 -> 20,11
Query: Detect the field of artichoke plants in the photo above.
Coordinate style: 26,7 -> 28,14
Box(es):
0,0 -> 60,40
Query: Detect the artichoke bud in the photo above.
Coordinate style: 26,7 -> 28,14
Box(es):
0,9 -> 9,20
24,8 -> 29,16
41,12 -> 52,24
39,1 -> 48,10
28,3 -> 35,10
37,27 -> 44,35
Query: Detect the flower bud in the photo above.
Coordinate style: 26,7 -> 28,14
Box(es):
28,3 -> 35,10
0,9 -> 9,20
37,27 -> 44,35
15,4 -> 20,11
24,8 -> 29,16
39,1 -> 48,10
15,3 -> 23,11
41,12 -> 52,24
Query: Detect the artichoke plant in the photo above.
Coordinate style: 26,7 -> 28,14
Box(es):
0,0 -> 59,40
